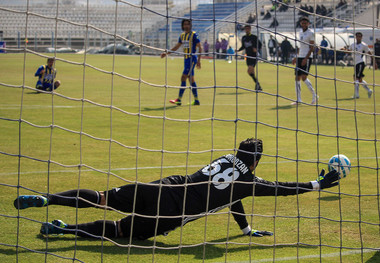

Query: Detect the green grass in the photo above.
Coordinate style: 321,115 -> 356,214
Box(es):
1,53 -> 380,262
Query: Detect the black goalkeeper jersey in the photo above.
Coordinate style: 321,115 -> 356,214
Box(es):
238,34 -> 262,57
156,154 -> 313,230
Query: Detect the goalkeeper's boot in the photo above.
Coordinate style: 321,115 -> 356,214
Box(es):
169,98 -> 182,106
14,195 -> 48,210
40,220 -> 67,236
191,100 -> 200,106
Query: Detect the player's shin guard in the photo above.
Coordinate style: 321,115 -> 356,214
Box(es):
47,189 -> 101,208
65,220 -> 118,238
295,81 -> 301,102
191,82 -> 198,100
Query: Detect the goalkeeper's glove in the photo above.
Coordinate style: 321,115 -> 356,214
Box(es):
311,169 -> 340,190
246,229 -> 274,237
242,226 -> 273,237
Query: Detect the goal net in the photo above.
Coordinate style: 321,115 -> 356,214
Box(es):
1,0 -> 379,262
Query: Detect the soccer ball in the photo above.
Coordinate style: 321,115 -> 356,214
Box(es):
328,154 -> 351,178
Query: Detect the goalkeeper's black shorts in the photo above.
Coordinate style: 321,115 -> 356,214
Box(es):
104,182 -> 183,239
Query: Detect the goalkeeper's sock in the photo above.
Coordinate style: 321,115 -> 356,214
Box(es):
47,189 -> 101,208
191,82 -> 198,100
178,81 -> 186,99
64,220 -> 119,238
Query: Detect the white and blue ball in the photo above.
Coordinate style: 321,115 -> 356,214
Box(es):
328,154 -> 351,178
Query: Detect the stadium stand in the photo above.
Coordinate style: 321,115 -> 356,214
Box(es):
159,2 -> 251,33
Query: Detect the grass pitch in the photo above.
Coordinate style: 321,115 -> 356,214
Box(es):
1,53 -> 380,262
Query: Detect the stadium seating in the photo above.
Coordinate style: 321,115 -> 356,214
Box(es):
160,2 -> 251,33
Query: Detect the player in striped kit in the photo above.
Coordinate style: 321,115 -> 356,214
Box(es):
35,57 -> 60,92
161,19 -> 202,106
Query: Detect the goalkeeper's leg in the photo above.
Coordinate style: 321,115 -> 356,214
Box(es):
40,219 -> 122,238
14,189 -> 102,209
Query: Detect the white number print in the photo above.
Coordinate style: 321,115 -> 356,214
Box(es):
202,158 -> 240,190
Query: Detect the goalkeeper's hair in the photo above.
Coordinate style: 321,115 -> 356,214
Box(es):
236,138 -> 263,167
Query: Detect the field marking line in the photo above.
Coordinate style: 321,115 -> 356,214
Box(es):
1,157 -> 379,176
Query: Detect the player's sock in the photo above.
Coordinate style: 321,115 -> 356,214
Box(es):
64,220 -> 119,238
191,82 -> 199,101
295,81 -> 301,102
249,73 -> 257,83
47,189 -> 101,208
303,78 -> 316,98
178,81 -> 186,100
361,80 -> 370,91
354,81 -> 360,98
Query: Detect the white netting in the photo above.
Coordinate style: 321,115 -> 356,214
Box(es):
1,0 -> 380,262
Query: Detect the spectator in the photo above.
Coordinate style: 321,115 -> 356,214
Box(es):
260,5 -> 265,16
246,13 -> 256,23
215,39 -> 221,59
320,36 -> 328,64
268,35 -> 278,59
221,38 -> 228,59
280,37 -> 292,64
263,10 -> 272,20
269,17 -> 279,28
203,40 -> 209,57
227,46 -> 235,62
375,38 -> 380,69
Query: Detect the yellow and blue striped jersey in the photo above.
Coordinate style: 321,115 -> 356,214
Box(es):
35,65 -> 57,84
178,31 -> 200,58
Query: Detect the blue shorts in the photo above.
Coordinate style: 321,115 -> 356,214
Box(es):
183,57 -> 197,76
36,81 -> 58,91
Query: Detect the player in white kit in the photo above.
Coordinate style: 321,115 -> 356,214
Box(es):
345,32 -> 377,99
292,17 -> 318,105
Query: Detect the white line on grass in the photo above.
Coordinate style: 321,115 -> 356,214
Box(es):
224,248 -> 380,263
1,156 -> 378,176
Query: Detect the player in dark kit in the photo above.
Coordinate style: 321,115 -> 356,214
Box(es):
14,138 -> 340,240
237,25 -> 262,91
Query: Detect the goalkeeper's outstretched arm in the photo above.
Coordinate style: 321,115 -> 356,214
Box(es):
253,169 -> 340,197
233,169 -> 339,237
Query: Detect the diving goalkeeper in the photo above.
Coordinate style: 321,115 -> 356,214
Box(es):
14,138 -> 340,240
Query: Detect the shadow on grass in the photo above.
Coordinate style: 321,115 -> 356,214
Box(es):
270,104 -> 293,110
366,251 -> 380,263
0,234 -> 317,260
336,97 -> 355,101
142,105 -> 178,112
318,196 -> 341,201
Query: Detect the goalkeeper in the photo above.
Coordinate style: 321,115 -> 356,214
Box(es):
14,138 -> 340,240
35,57 -> 60,92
